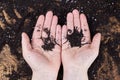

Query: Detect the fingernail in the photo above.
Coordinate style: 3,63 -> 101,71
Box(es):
22,32 -> 25,37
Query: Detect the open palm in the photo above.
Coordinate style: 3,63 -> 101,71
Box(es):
22,11 -> 61,80
62,9 -> 101,75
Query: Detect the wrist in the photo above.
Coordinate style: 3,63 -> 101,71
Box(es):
63,66 -> 88,80
32,71 -> 58,80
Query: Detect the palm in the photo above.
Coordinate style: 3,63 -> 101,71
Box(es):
24,47 -> 60,71
63,45 -> 98,70
62,10 -> 101,71
22,11 -> 61,72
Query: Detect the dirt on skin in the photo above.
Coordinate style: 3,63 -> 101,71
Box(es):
41,28 -> 56,51
0,0 -> 120,80
67,28 -> 83,47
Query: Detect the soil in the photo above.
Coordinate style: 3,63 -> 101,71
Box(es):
0,0 -> 120,80
67,27 -> 83,47
41,28 -> 56,51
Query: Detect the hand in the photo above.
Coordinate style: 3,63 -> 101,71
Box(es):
22,11 -> 61,80
62,9 -> 101,80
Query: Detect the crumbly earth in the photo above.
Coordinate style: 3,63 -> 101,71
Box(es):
0,0 -> 120,80
41,28 -> 56,51
67,28 -> 83,47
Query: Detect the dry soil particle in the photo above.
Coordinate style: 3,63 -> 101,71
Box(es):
0,44 -> 18,80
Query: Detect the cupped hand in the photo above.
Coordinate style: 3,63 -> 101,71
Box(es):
62,9 -> 101,80
22,11 -> 61,80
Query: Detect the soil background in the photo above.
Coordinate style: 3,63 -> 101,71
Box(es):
0,0 -> 120,80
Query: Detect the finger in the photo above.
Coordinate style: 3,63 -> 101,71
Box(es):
43,11 -> 53,30
42,11 -> 53,38
72,9 -> 81,32
90,33 -> 101,50
67,12 -> 74,35
62,25 -> 67,44
32,15 -> 44,39
56,25 -> 62,46
62,25 -> 71,50
50,15 -> 58,39
32,15 -> 44,49
80,14 -> 91,44
22,32 -> 32,52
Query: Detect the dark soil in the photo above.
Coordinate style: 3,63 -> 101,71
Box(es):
41,28 -> 55,51
67,27 -> 83,47
0,0 -> 120,80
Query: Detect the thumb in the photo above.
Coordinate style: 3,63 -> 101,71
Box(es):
90,33 -> 101,50
21,32 -> 32,52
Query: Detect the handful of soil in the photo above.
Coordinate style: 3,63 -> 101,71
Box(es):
41,28 -> 56,51
67,27 -> 84,47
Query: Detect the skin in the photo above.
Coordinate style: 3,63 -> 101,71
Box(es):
22,9 -> 101,80
22,11 -> 62,80
62,9 -> 101,80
